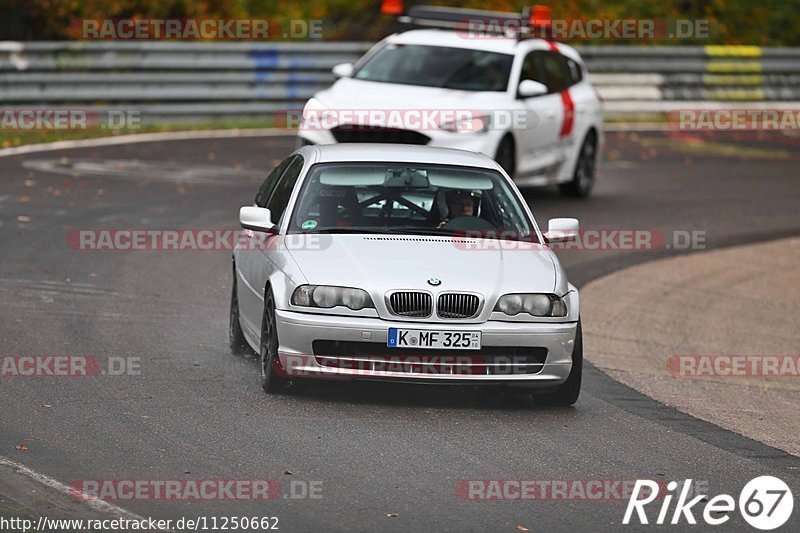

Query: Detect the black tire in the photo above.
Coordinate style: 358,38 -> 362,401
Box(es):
229,265 -> 249,355
559,133 -> 597,198
538,319 -> 582,406
494,135 -> 516,179
260,288 -> 288,394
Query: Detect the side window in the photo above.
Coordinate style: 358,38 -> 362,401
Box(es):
520,51 -> 546,85
266,156 -> 304,223
255,157 -> 292,207
565,57 -> 583,85
541,51 -> 570,93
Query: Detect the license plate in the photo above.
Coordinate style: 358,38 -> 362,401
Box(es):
387,328 -> 481,350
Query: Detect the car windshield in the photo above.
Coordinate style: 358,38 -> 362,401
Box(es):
288,163 -> 537,242
353,44 -> 513,92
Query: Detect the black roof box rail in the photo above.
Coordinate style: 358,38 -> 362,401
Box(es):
397,5 -> 552,39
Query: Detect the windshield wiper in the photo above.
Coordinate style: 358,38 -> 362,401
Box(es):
302,227 -> 537,242
303,228 -> 390,235
383,228 -> 461,236
385,227 -> 541,243
307,227 -> 458,237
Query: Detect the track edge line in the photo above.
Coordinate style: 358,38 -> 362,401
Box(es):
0,128 -> 295,160
0,455 -> 170,528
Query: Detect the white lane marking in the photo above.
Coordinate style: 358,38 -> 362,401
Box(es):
0,123 -> 702,161
604,123 -> 672,132
0,277 -> 124,297
0,128 -> 295,159
0,455 -> 153,522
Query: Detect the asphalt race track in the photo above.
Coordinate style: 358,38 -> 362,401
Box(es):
1,130 -> 799,532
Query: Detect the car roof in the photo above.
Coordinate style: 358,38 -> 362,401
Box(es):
301,143 -> 500,169
385,28 -> 552,55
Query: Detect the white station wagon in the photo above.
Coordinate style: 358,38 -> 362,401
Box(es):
230,144 -> 583,405
298,4 -> 603,197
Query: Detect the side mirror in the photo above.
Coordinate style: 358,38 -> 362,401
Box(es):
332,62 -> 355,78
518,79 -> 548,98
544,218 -> 579,243
240,206 -> 276,232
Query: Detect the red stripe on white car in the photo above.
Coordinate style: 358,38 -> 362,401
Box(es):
559,90 -> 575,138
546,41 -> 575,138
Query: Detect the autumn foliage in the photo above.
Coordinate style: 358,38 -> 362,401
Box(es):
1,0 -> 798,45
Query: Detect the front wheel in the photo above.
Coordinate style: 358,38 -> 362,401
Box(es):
538,319 -> 582,406
559,133 -> 596,198
260,288 -> 288,394
494,135 -> 516,179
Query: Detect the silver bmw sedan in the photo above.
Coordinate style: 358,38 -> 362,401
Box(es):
231,143 -> 583,404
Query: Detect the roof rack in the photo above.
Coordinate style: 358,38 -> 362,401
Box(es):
390,3 -> 553,40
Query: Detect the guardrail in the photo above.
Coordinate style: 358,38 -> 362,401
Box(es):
2,41 -> 799,122
579,45 -> 800,117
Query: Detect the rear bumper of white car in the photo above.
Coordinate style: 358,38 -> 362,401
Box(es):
274,309 -> 576,387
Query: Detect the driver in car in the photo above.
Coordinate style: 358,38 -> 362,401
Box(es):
437,189 -> 478,228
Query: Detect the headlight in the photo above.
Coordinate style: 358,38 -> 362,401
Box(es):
440,114 -> 490,133
301,98 -> 336,128
494,293 -> 567,317
302,97 -> 326,120
291,285 -> 374,311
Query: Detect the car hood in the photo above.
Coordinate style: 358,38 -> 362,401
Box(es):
312,78 -> 506,113
287,234 -> 558,299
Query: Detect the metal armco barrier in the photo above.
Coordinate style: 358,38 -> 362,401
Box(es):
1,41 -> 799,122
579,45 -> 800,115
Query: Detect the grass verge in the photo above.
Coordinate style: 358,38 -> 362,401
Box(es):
0,119 -> 282,149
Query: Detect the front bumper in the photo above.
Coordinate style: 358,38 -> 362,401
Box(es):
297,127 -> 505,158
274,309 -> 577,387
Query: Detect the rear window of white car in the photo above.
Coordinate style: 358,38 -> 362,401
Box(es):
354,44 -> 513,92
